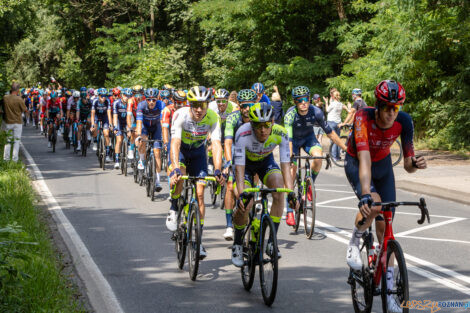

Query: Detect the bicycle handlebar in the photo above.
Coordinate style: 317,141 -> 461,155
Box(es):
243,187 -> 293,194
181,175 -> 217,182
290,154 -> 332,170
358,197 -> 430,226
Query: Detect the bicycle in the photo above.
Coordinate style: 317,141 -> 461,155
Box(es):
71,120 -> 79,154
239,187 -> 293,306
95,121 -> 106,170
330,124 -> 403,168
173,175 -> 217,281
161,143 -> 168,172
47,117 -> 59,153
120,131 -> 130,176
80,121 -> 88,157
348,198 -> 430,313
291,154 -> 331,238
141,138 -> 162,201
63,118 -> 71,149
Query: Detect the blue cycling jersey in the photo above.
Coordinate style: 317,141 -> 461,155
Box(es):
136,100 -> 164,128
260,94 -> 270,105
113,99 -> 127,122
284,105 -> 332,142
92,98 -> 111,115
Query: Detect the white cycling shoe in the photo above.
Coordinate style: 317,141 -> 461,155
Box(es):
114,162 -> 120,169
128,149 -> 134,160
346,244 -> 363,271
92,143 -> 97,151
231,244 -> 244,267
199,245 -> 207,260
166,210 -> 177,232
223,227 -> 234,241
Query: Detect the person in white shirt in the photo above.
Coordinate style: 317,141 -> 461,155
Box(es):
324,90 -> 350,161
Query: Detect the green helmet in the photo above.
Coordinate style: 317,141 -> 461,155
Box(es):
291,86 -> 310,99
249,102 -> 273,123
237,89 -> 257,102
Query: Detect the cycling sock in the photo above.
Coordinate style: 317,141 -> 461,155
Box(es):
170,198 -> 178,212
311,170 -> 319,184
140,154 -> 144,162
286,198 -> 293,213
271,216 -> 281,234
115,153 -> 120,162
156,172 -> 160,183
106,146 -> 110,155
225,209 -> 233,227
233,224 -> 245,245
350,227 -> 364,246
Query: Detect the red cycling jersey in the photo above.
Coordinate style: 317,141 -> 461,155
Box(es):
347,108 -> 415,162
161,104 -> 175,128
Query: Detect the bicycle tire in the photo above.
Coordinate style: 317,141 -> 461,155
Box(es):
151,156 -> 157,201
188,203 -> 201,281
259,216 -> 278,306
122,139 -> 128,176
329,135 -> 348,167
349,234 -> 374,313
391,139 -> 403,167
210,181 -> 217,206
292,178 -> 300,232
81,129 -> 87,157
176,201 -> 187,270
219,184 -> 226,211
241,224 -> 256,291
52,127 -> 57,153
133,158 -> 139,183
100,135 -> 106,170
303,177 -> 316,239
381,240 -> 409,313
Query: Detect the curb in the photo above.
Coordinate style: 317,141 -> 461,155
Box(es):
396,180 -> 470,206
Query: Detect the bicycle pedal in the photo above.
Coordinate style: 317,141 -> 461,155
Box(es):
170,233 -> 177,241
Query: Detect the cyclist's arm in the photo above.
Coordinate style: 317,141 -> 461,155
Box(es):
284,109 -> 295,155
357,150 -> 372,195
235,164 -> 245,196
107,104 -> 113,127
326,130 -> 347,150
224,139 -> 233,162
342,108 -> 356,126
135,120 -> 142,136
135,103 -> 143,136
126,101 -> 133,129
170,138 -> 181,170
91,110 -> 95,127
280,162 -> 294,190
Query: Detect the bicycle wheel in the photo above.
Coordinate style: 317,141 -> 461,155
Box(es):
303,177 -> 316,239
145,159 -> 151,197
293,179 -> 301,232
391,139 -> 403,167
121,140 -> 128,176
52,127 -> 57,153
150,156 -> 157,201
259,216 -> 278,306
133,158 -> 139,183
187,203 -> 201,281
381,240 -> 409,313
100,135 -> 106,170
81,129 -> 87,157
329,135 -> 348,167
219,184 -> 226,211
209,181 -> 217,206
349,233 -> 374,313
241,224 -> 256,291
64,126 -> 70,149
175,200 -> 187,270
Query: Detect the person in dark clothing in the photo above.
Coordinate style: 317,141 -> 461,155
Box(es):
271,85 -> 284,125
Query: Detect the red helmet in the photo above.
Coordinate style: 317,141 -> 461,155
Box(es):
112,87 -> 121,97
374,80 -> 405,105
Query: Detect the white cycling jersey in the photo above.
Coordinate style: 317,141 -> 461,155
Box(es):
233,123 -> 290,166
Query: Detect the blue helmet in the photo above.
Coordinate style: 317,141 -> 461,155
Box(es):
352,88 -> 362,95
160,89 -> 170,98
145,88 -> 159,98
97,88 -> 108,96
80,87 -> 87,92
251,82 -> 265,94
122,88 -> 133,97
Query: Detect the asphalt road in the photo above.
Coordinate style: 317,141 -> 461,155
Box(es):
21,126 -> 470,313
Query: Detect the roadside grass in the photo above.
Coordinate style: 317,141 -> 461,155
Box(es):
0,157 -> 86,312
414,138 -> 470,158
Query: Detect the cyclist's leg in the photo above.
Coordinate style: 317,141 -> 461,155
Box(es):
166,148 -> 187,231
152,138 -> 162,188
185,145 -> 208,228
304,132 -> 323,183
260,156 -> 283,234
232,170 -> 254,246
287,140 -> 302,215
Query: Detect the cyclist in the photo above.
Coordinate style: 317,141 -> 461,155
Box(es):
30,89 -> 40,127
222,89 -> 257,241
341,88 -> 368,127
252,82 -> 270,104
166,86 -> 225,259
112,88 -> 127,169
159,89 -> 172,106
91,88 -> 113,162
76,88 -> 92,151
46,91 -> 63,148
161,90 -> 186,163
283,86 -> 347,226
126,85 -> 144,160
39,89 -> 48,134
66,91 -> 80,141
231,102 -> 297,267
135,88 -> 165,191
344,80 -> 426,313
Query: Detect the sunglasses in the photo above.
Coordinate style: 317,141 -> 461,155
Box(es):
240,102 -> 255,108
175,100 -> 186,106
191,101 -> 208,109
147,98 -> 157,102
216,99 -> 228,104
380,104 -> 401,113
294,96 -> 309,103
251,121 -> 272,130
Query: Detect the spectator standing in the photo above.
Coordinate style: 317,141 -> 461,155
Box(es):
2,82 -> 27,162
324,90 -> 350,161
312,94 -> 325,143
271,85 -> 284,125
341,88 -> 368,127
229,90 -> 239,111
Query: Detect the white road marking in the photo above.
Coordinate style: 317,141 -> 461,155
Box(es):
407,264 -> 470,296
397,235 -> 470,245
316,196 -> 357,205
20,143 -> 125,313
316,188 -> 356,194
395,217 -> 467,236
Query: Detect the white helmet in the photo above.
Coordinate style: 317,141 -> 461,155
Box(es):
73,91 -> 80,98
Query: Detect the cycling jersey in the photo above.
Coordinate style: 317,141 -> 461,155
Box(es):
224,111 -> 245,140
233,123 -> 290,165
284,105 -> 332,142
161,104 -> 175,129
259,94 -> 271,105
209,100 -> 233,144
170,107 -> 221,149
347,108 -> 415,162
92,98 -> 111,116
136,100 -> 165,128
47,98 -> 62,114
77,99 -> 92,117
113,99 -> 128,124
127,97 -> 139,118
67,96 -> 78,112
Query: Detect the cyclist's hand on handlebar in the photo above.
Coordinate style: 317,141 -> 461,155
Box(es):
169,168 -> 182,186
236,192 -> 250,213
214,169 -> 226,185
412,155 -> 427,169
288,191 -> 299,211
358,194 -> 373,218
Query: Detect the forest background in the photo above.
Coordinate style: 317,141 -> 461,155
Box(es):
1,0 -> 469,150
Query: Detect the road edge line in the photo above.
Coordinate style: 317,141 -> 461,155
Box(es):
20,143 -> 125,313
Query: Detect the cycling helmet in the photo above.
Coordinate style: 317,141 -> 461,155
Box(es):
252,82 -> 265,94
72,91 -> 80,98
375,80 -> 405,105
112,87 -> 121,97
214,88 -> 229,99
132,85 -> 144,94
93,89 -> 99,96
80,87 -> 87,92
291,86 -> 310,99
249,102 -> 273,123
237,89 -> 257,102
87,88 -> 94,97
80,91 -> 86,98
352,88 -> 362,95
159,89 -> 170,98
187,86 -> 211,102
173,90 -> 187,102
57,90 -> 63,97
66,90 -> 72,97
145,88 -> 159,98
50,91 -> 57,98
122,88 -> 133,97
97,88 -> 108,96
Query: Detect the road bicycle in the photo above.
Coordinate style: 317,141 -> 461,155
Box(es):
141,138 -> 163,201
47,117 -> 59,153
291,154 -> 331,238
79,121 -> 89,157
329,124 -> 403,168
120,130 -> 131,176
160,143 -> 168,172
62,118 -> 71,149
348,198 -> 430,313
239,187 -> 293,306
70,120 -> 79,154
173,175 -> 217,281
95,121 -> 106,170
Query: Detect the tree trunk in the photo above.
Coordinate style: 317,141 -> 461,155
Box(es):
334,0 -> 346,21
150,6 -> 155,43
141,16 -> 146,46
